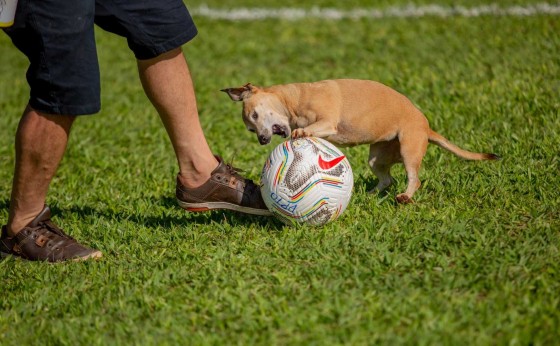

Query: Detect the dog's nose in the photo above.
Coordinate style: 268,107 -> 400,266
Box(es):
258,135 -> 270,145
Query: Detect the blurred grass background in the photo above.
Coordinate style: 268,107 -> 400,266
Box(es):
0,1 -> 558,344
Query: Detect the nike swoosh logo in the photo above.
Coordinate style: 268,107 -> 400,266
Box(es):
318,154 -> 346,170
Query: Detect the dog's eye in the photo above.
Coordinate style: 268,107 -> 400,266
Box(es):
252,112 -> 258,120
248,128 -> 256,133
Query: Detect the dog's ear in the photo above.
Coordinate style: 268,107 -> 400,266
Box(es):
220,83 -> 257,101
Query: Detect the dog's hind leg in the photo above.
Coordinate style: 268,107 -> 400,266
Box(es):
368,141 -> 400,194
369,163 -> 393,193
396,132 -> 428,203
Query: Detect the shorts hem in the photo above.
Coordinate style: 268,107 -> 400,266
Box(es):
29,99 -> 101,116
133,24 -> 198,60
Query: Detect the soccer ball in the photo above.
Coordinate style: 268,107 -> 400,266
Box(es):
261,137 -> 353,226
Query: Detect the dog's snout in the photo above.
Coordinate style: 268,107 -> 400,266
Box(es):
258,134 -> 270,145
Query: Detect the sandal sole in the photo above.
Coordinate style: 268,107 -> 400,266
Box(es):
177,199 -> 272,216
0,249 -> 103,262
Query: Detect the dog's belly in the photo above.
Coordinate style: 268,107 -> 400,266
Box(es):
326,122 -> 396,147
324,133 -> 365,147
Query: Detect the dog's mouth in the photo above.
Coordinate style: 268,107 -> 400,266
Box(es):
272,124 -> 289,138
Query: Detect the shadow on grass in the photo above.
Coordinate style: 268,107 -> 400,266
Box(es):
0,197 -> 283,231
354,176 -> 401,206
59,197 -> 284,230
1,176 -> 392,233
0,177 -> 391,233
0,197 -> 287,263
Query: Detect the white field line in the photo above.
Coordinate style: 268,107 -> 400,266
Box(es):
191,3 -> 560,21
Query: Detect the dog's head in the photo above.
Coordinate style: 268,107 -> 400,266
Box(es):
221,83 -> 291,145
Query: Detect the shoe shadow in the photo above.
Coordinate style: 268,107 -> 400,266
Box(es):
49,196 -> 284,231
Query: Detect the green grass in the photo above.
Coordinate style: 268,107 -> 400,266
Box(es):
1,1 -> 559,344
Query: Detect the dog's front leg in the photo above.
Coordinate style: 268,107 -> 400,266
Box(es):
291,121 -> 337,139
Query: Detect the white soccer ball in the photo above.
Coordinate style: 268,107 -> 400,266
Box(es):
261,137 -> 353,226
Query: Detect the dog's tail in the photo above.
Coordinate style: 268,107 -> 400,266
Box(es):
428,130 -> 500,161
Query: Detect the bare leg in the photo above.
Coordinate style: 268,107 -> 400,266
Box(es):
7,106 -> 75,235
137,48 -> 217,189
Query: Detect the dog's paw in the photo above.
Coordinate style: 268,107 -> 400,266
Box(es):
291,128 -> 310,138
396,193 -> 414,204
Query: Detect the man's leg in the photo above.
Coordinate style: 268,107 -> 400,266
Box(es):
137,48 -> 217,189
6,106 -> 75,236
2,106 -> 102,261
137,48 -> 271,215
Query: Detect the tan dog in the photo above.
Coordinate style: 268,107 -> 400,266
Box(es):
222,79 -> 499,203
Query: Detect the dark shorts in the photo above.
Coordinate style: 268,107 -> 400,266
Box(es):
3,0 -> 198,115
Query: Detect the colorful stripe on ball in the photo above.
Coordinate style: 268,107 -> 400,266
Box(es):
273,141 -> 291,187
288,177 -> 344,203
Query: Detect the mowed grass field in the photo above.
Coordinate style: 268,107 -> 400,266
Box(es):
1,0 -> 559,344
